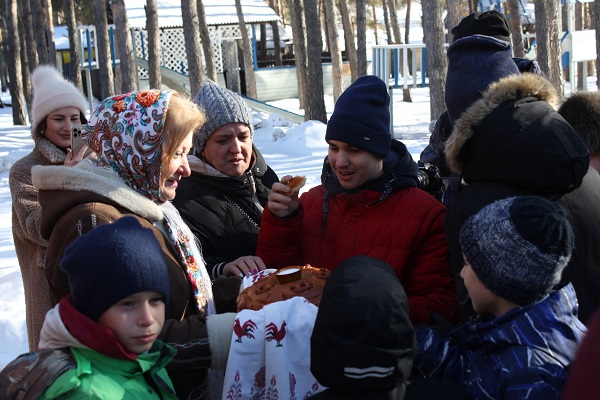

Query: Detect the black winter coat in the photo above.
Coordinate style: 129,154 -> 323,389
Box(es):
173,145 -> 278,278
443,74 -> 589,321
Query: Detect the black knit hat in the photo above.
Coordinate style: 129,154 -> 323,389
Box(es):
310,256 -> 415,393
460,196 -> 574,306
60,216 -> 170,321
326,75 -> 391,157
451,10 -> 511,43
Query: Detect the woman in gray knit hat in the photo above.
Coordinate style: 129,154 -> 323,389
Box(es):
9,65 -> 89,352
173,81 -> 279,279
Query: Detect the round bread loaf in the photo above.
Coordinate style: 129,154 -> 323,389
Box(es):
237,265 -> 330,311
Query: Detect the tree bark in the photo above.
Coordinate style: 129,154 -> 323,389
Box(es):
286,0 -> 308,108
534,0 -> 563,95
595,0 -> 600,90
382,0 -> 393,44
339,0 -> 358,81
17,3 -> 32,110
181,0 -> 205,96
42,0 -> 56,66
235,0 -> 257,98
324,0 -> 343,103
404,0 -> 413,101
22,0 -> 38,72
146,0 -> 162,90
421,0 -> 447,120
576,0 -> 584,90
371,3 -> 378,46
197,0 -> 218,82
446,0 -> 460,43
304,0 -> 327,122
64,0 -> 83,89
6,0 -> 28,125
31,0 -> 49,64
356,0 -> 367,76
92,0 -> 115,99
387,0 -> 402,44
112,0 -> 138,93
507,0 -> 525,57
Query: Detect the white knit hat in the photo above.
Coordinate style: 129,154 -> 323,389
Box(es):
30,65 -> 88,135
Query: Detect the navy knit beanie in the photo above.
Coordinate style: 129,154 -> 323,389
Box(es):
326,75 -> 391,157
60,216 -> 170,321
460,196 -> 574,306
451,10 -> 511,43
445,35 -> 520,124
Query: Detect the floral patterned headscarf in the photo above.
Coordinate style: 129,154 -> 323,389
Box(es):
83,90 -> 174,202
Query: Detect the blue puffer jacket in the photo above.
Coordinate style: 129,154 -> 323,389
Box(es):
414,284 -> 586,400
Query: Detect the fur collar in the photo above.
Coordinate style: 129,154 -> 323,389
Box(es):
445,73 -> 559,175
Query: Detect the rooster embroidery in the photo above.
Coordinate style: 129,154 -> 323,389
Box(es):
265,321 -> 287,347
233,318 -> 258,343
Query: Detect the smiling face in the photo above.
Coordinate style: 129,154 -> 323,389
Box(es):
42,106 -> 82,149
97,291 -> 165,354
327,139 -> 384,190
202,122 -> 252,177
159,130 -> 193,202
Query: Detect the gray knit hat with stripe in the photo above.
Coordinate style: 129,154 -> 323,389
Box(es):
460,196 -> 574,306
192,81 -> 252,154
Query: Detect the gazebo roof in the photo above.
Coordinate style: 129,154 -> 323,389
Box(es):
125,0 -> 280,29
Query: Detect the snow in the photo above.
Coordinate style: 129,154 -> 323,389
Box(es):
0,77 -> 595,369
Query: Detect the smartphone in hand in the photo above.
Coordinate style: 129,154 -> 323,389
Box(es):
71,124 -> 91,158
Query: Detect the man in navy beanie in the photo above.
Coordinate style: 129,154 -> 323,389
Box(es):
257,75 -> 458,325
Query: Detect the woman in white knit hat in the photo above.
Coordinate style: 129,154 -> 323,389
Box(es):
9,65 -> 89,352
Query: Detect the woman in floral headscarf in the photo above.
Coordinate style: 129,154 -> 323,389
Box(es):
31,90 -> 240,399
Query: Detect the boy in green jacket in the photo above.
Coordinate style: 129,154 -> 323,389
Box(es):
0,216 -> 178,399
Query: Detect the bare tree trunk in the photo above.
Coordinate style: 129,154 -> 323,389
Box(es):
22,0 -> 38,72
64,0 -> 82,89
31,0 -> 49,64
146,0 -> 162,89
339,0 -> 358,81
387,0 -> 402,44
260,23 -> 268,62
534,0 -> 563,95
112,0 -> 138,92
43,0 -> 56,66
446,0 -> 461,42
421,0 -> 447,120
6,0 -> 28,125
403,0 -> 413,101
197,0 -> 217,82
235,0 -> 257,98
595,1 -> 600,90
286,0 -> 308,108
324,0 -> 343,103
507,0 -> 525,57
304,0 -> 327,122
382,0 -> 393,44
18,3 -> 32,110
181,0 -> 205,96
356,0 -> 367,76
371,3 -> 378,45
268,0 -> 283,66
92,0 -> 115,99
576,0 -> 584,91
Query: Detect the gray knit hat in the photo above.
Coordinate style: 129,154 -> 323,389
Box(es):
192,81 -> 252,154
459,196 -> 574,306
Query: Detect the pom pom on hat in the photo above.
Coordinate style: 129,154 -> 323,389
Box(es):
451,10 -> 511,43
30,65 -> 88,135
192,81 -> 252,154
445,35 -> 520,124
325,75 -> 391,157
459,196 -> 574,306
60,216 -> 170,321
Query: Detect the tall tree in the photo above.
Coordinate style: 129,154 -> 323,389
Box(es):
268,0 -> 283,66
421,0 -> 447,120
339,0 -> 358,81
17,3 -> 32,110
64,0 -> 82,89
446,0 -> 461,42
113,0 -> 138,92
181,0 -> 205,95
197,0 -> 217,81
534,0 -> 562,94
92,0 -> 115,99
595,0 -> 600,90
403,0 -> 413,102
382,0 -> 393,44
387,0 -> 402,44
22,0 -> 38,72
575,0 -> 584,91
146,0 -> 162,89
371,2 -> 378,45
286,0 -> 308,108
6,0 -> 27,125
235,0 -> 257,98
507,0 -> 525,57
42,0 -> 57,66
324,0 -> 343,102
356,0 -> 368,76
304,0 -> 327,122
31,0 -> 49,64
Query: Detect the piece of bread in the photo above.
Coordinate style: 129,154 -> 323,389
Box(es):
237,265 -> 330,311
285,176 -> 306,196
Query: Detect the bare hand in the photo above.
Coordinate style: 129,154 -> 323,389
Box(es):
64,145 -> 95,167
224,256 -> 267,277
267,175 -> 301,218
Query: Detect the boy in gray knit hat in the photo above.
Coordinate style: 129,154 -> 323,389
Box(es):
413,196 -> 586,399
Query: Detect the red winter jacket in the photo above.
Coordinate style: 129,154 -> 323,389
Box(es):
257,142 -> 457,324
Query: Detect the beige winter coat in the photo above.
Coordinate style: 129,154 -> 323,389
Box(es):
9,134 -> 67,351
